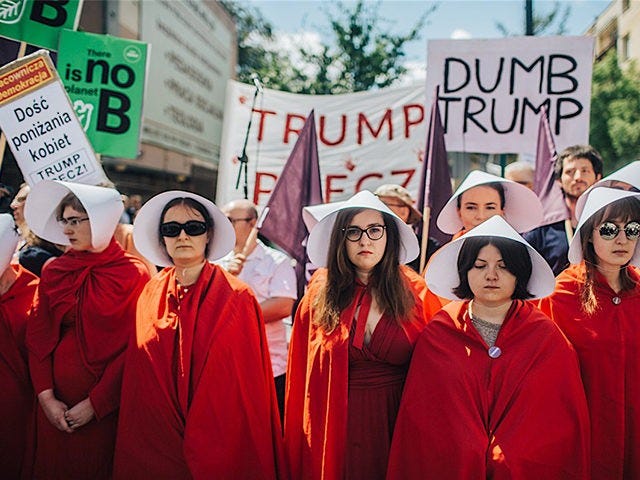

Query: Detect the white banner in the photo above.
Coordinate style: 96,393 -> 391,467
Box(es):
426,36 -> 594,154
217,80 -> 428,207
0,51 -> 106,186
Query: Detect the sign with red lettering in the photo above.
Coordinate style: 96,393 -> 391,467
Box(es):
217,80 -> 427,207
426,36 -> 594,154
0,50 -> 107,186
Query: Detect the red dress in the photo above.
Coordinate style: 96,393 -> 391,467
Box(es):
285,266 -> 427,480
539,263 -> 640,479
346,313 -> 414,480
27,240 -> 149,479
113,263 -> 285,479
0,265 -> 38,479
387,300 -> 590,479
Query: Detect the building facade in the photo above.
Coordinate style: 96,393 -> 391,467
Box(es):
586,0 -> 640,66
0,0 -> 236,201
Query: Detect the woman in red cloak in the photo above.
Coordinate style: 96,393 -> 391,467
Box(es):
285,191 -> 428,480
388,216 -> 590,479
113,191 -> 285,479
24,181 -> 150,479
539,187 -> 640,479
0,214 -> 39,479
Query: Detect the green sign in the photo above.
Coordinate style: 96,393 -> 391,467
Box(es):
58,30 -> 148,159
0,0 -> 83,50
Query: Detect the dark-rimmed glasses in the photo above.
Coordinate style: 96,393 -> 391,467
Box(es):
595,221 -> 640,241
57,216 -> 90,227
342,224 -> 386,242
160,221 -> 208,237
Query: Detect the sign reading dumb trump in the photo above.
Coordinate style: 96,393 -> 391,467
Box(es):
426,36 -> 594,154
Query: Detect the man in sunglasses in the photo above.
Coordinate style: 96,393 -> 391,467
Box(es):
218,199 -> 297,423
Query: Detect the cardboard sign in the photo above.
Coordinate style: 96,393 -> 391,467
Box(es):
217,80 -> 427,207
58,30 -> 149,159
0,0 -> 83,50
0,50 -> 107,186
426,36 -> 594,154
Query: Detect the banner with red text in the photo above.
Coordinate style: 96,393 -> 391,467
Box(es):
426,36 -> 594,154
217,80 -> 427,207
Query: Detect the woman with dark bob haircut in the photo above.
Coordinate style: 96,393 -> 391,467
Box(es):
114,191 -> 285,479
285,191 -> 428,480
453,236 -> 533,301
540,188 -> 640,479
388,215 -> 590,479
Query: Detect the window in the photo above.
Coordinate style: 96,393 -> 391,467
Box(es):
621,34 -> 630,61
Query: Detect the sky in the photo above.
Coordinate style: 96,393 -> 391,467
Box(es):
245,0 -> 611,84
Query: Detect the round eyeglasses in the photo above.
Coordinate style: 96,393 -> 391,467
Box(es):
160,221 -> 208,237
342,224 -> 386,242
595,221 -> 640,241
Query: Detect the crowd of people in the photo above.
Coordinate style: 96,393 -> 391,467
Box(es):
0,143 -> 638,479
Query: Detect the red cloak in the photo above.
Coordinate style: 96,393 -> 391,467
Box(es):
27,239 -> 150,479
0,265 -> 38,479
423,288 -> 448,319
284,266 -> 428,480
113,263 -> 285,480
539,263 -> 640,479
387,300 -> 590,480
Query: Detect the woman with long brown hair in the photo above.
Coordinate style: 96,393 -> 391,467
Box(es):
539,187 -> 640,479
285,191 -> 428,480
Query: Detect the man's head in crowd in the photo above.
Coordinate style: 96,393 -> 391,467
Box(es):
505,161 -> 535,190
221,199 -> 258,248
554,145 -> 603,201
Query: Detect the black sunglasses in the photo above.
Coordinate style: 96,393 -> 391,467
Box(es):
160,221 -> 208,237
596,221 -> 640,241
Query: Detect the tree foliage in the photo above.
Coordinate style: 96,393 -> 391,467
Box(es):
590,52 -> 640,172
299,1 -> 435,94
219,0 -> 300,91
221,0 -> 434,94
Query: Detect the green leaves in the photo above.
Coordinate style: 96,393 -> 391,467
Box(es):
221,0 -> 435,94
590,52 -> 640,172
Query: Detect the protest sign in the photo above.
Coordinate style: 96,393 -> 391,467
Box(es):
139,0 -> 234,164
217,80 -> 428,207
426,36 -> 594,154
0,0 -> 83,50
0,50 -> 107,186
58,29 -> 149,159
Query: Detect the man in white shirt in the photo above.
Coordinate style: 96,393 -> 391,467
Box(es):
219,199 -> 297,422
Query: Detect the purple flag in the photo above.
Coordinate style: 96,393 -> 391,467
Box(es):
417,88 -> 452,247
260,110 -> 323,295
534,107 -> 570,225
